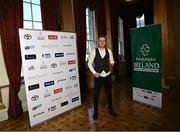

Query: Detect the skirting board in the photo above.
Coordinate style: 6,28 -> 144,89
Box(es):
0,108 -> 8,122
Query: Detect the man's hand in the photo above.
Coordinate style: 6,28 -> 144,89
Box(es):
95,72 -> 101,78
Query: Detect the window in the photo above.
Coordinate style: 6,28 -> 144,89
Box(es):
136,14 -> 145,28
118,17 -> 125,62
21,0 -> 42,79
85,7 -> 97,61
23,0 -> 42,29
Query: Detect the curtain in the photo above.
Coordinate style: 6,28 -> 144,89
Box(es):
41,0 -> 61,31
73,0 -> 88,95
0,0 -> 23,118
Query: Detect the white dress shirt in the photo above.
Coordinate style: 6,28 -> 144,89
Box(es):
88,48 -> 115,77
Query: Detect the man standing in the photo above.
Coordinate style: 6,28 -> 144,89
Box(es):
88,35 -> 118,120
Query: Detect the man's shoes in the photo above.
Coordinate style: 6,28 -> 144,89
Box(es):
109,110 -> 118,117
93,113 -> 98,120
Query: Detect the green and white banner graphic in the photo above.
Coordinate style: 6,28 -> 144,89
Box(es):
130,24 -> 162,108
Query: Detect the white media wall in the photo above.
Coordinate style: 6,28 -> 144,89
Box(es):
19,29 -> 81,127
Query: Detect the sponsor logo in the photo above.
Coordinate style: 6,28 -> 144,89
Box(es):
24,34 -> 32,40
66,52 -> 75,56
61,101 -> 68,107
41,44 -> 59,48
144,96 -> 149,99
51,63 -> 57,68
55,52 -> 64,57
61,35 -> 68,39
37,32 -> 45,40
65,85 -> 73,90
69,68 -> 76,72
31,95 -> 39,101
63,44 -> 72,47
152,95 -> 156,98
74,83 -> 78,88
70,75 -> 76,80
59,62 -> 67,66
33,111 -> 45,118
137,94 -> 143,98
25,54 -> 36,60
68,60 -> 76,65
150,98 -> 154,101
48,106 -> 56,112
28,84 -> 39,91
25,45 -> 35,50
72,96 -> 79,102
44,81 -> 54,87
57,79 -> 66,82
27,74 -> 47,80
141,89 -> 146,93
54,88 -> 63,94
140,44 -> 150,57
40,62 -> 48,69
65,92 -> 78,98
42,53 -> 51,58
44,90 -> 51,98
69,35 -> 74,39
48,35 -> 58,40
32,104 -> 42,110
147,91 -> 152,94
28,65 -> 35,70
52,97 -> 61,102
52,71 -> 63,75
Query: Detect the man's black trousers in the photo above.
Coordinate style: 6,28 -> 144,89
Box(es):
93,74 -> 113,113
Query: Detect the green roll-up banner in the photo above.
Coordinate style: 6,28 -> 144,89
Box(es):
130,24 -> 162,108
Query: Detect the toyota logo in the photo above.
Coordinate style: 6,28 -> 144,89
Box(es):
24,34 -> 32,40
31,95 -> 39,101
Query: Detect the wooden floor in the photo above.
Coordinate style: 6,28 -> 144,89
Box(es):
0,77 -> 180,131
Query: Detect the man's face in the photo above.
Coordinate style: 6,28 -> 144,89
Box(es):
98,37 -> 106,48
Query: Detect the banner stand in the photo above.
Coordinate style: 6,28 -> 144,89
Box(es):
130,24 -> 162,109
19,29 -> 81,127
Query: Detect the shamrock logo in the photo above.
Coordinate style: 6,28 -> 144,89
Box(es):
140,44 -> 150,56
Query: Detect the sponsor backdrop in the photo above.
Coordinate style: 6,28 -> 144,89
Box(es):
130,24 -> 162,108
19,29 -> 81,127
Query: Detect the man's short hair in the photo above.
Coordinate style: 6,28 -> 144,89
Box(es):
98,35 -> 106,38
